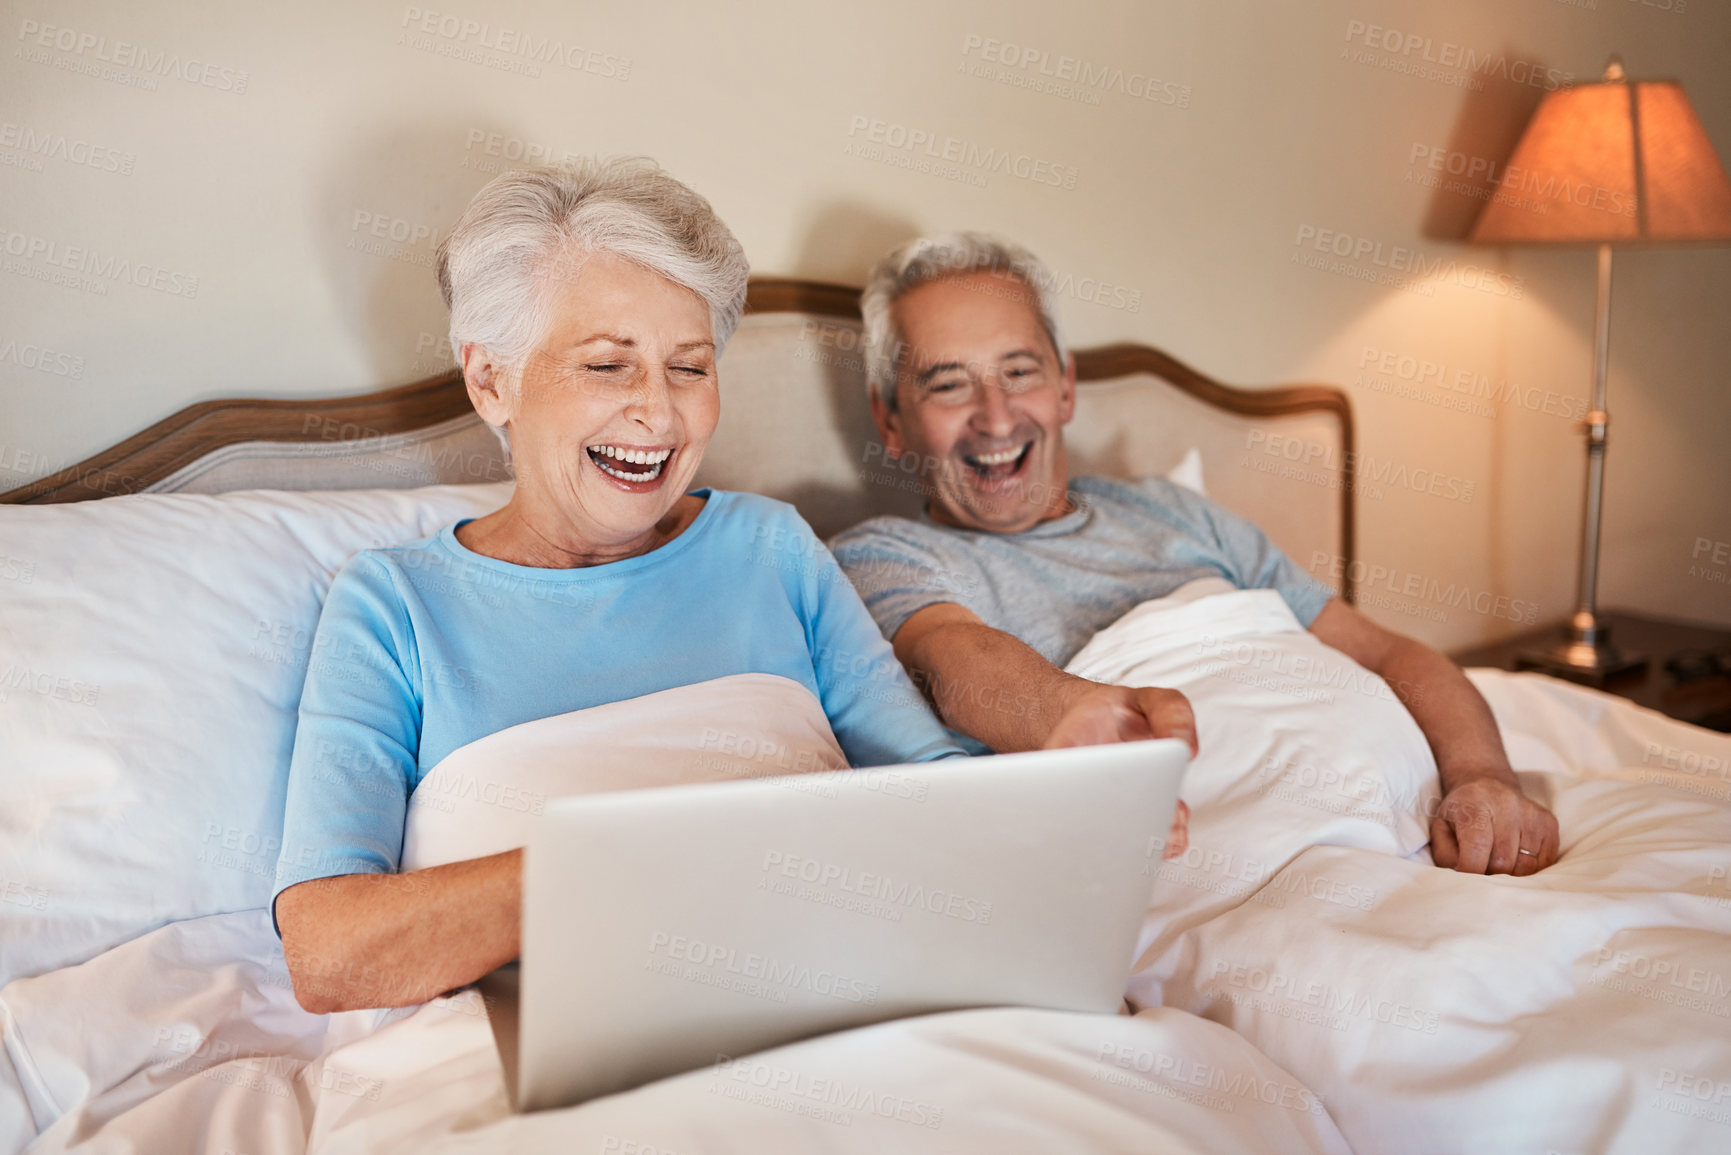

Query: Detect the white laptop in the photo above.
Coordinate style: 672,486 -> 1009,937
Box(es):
481,737 -> 1189,1112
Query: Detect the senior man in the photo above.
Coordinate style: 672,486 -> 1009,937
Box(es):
831,233 -> 1559,877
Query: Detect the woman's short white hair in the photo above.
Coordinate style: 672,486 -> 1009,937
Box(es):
860,232 -> 1068,409
436,156 -> 749,378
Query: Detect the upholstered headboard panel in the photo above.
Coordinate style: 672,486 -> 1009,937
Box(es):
0,280 -> 1356,597
697,313 -> 1349,578
1066,376 -> 1347,584
143,413 -> 508,495
694,312 -> 923,535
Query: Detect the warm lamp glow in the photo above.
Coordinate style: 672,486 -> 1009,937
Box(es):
1469,61 -> 1729,683
1470,75 -> 1731,244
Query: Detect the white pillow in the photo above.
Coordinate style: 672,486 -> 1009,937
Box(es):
402,673 -> 847,871
0,482 -> 513,986
1165,446 -> 1207,496
1065,579 -> 1438,890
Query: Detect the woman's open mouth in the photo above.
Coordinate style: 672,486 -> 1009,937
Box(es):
586,444 -> 674,491
962,441 -> 1032,484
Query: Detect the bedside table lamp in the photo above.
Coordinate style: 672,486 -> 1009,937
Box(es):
1470,58 -> 1731,684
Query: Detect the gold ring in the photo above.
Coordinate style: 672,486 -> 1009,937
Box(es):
1517,848 -> 1536,857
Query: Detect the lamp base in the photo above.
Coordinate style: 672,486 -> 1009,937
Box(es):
1515,616 -> 1648,687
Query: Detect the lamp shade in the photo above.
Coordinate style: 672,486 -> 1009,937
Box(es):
1470,74 -> 1731,244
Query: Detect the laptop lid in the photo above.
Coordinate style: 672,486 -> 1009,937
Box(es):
517,738 -> 1187,1111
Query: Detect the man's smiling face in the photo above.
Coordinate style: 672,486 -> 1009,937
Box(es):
872,271 -> 1076,534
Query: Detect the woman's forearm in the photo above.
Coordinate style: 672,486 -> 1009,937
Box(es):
275,848 -> 522,1013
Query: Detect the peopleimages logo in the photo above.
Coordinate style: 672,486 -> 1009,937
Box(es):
16,19 -> 249,93
1210,960 -> 1441,1034
1094,1043 -> 1328,1115
397,7 -> 630,79
760,850 -> 994,924
0,338 -> 83,378
710,1055 -> 946,1130
1309,552 -> 1540,626
959,34 -> 1191,108
0,122 -> 135,174
647,932 -> 880,1005
1408,143 -> 1638,220
1358,346 -> 1586,421
1244,429 -> 1476,504
0,226 -> 200,298
1294,225 -> 1523,299
1342,19 -> 1571,92
846,115 -> 1079,190
0,663 -> 101,707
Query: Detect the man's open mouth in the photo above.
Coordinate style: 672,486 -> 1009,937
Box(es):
962,441 -> 1032,481
586,444 -> 673,487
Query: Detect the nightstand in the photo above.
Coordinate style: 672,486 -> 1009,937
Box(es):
1451,611 -> 1731,733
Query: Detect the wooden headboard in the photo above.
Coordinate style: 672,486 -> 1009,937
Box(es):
0,278 -> 1356,600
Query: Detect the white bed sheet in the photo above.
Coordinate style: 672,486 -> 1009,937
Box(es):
1142,667 -> 1731,1154
1063,590 -> 1731,1155
5,587 -> 1728,1153
5,909 -> 1349,1155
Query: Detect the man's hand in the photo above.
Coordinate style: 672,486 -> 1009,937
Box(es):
1430,775 -> 1559,876
888,607 -> 1194,857
1043,682 -> 1199,755
894,604 -> 1202,757
1043,681 -> 1195,860
1308,600 -> 1562,876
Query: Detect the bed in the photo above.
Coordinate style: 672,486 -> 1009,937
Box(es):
2,281 -> 1726,1155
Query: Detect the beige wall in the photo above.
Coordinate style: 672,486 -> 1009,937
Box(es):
2,0 -> 1727,646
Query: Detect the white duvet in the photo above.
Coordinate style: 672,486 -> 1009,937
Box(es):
4,583 -> 1728,1154
4,922 -> 1348,1155
1067,582 -> 1731,1154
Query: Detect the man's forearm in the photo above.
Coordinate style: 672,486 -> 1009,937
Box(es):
276,848 -> 522,1013
1377,639 -> 1516,793
900,618 -> 1092,752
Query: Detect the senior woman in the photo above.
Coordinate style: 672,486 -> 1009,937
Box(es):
270,158 -> 965,1013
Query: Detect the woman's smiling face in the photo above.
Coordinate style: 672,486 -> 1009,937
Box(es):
489,249 -> 720,557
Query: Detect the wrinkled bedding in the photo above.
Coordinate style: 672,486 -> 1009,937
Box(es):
1,909 -> 1349,1154
5,583 -> 1727,1153
1068,584 -> 1731,1154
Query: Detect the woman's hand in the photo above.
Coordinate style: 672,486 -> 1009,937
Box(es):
275,848 -> 523,1013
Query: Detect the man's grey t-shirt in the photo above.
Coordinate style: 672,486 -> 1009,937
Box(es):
829,474 -> 1336,669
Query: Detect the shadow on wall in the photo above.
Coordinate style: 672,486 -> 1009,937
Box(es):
311,120 -> 506,386
699,200 -> 930,537
788,202 -> 928,535
787,202 -> 922,289
1419,48 -> 1551,241
1417,52 -> 1555,619
791,198 -> 920,472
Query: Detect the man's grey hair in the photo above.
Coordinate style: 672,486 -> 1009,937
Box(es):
859,232 -> 1068,409
436,156 -> 749,381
